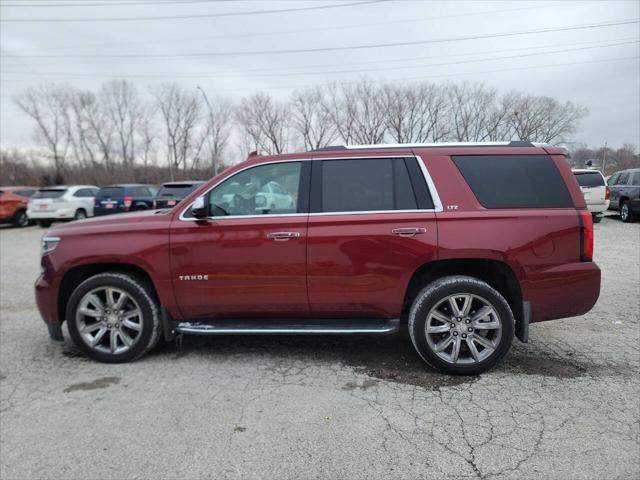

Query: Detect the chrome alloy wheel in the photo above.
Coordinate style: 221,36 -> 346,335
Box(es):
76,287 -> 143,354
425,293 -> 502,365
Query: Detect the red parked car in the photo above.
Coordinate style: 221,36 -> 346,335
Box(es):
35,142 -> 600,374
0,186 -> 37,227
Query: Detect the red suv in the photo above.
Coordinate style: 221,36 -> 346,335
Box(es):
35,142 -> 601,374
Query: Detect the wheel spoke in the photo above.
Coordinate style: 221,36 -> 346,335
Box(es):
466,337 -> 480,362
471,334 -> 495,351
427,323 -> 451,334
470,306 -> 493,322
451,337 -> 461,363
122,318 -> 141,331
113,291 -> 129,310
434,335 -> 454,352
473,318 -> 501,330
430,310 -> 451,324
87,293 -> 105,311
79,307 -> 102,318
118,330 -> 133,347
448,295 -> 472,316
81,322 -> 102,334
110,329 -> 119,353
106,288 -> 118,308
122,308 -> 141,319
91,327 -> 108,346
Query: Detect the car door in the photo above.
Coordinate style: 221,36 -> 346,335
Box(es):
611,172 -> 631,208
170,160 -> 311,320
307,156 -> 438,319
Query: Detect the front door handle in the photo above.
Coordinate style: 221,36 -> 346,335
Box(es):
391,227 -> 427,237
267,231 -> 301,241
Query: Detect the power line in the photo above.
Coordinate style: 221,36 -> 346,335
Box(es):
3,1 -> 583,53
1,0 -> 226,6
3,18 -> 637,59
0,0 -> 385,22
4,40 -> 637,79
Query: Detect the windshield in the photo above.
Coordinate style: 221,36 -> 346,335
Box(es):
33,189 -> 66,199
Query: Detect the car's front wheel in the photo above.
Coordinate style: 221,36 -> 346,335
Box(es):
66,272 -> 161,363
409,275 -> 514,375
12,209 -> 29,228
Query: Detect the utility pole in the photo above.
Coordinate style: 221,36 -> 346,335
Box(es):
602,141 -> 608,174
196,86 -> 218,176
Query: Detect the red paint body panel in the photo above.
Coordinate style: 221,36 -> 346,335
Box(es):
34,144 -> 601,333
0,186 -> 34,221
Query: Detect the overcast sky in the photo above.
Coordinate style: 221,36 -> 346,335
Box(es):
1,0 -> 639,149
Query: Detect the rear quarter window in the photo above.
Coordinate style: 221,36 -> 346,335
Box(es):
452,155 -> 573,209
574,172 -> 605,187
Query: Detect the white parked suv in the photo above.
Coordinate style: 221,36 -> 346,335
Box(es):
572,169 -> 609,223
27,185 -> 99,228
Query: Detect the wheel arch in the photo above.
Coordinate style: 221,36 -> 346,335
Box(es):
403,258 -> 523,325
58,263 -> 160,323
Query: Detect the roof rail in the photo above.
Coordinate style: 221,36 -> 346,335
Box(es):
310,141 -> 546,152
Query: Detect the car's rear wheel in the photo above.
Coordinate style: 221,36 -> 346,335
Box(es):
12,209 -> 29,228
66,272 -> 161,363
409,275 -> 514,375
74,209 -> 87,220
37,220 -> 52,228
620,201 -> 636,222
592,213 -> 602,224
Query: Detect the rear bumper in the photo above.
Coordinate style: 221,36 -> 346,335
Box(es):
522,261 -> 601,323
27,208 -> 74,220
586,201 -> 609,214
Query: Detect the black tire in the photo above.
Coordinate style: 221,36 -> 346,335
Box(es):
37,220 -> 52,228
592,214 -> 602,224
12,209 -> 29,228
408,275 -> 514,375
66,272 -> 161,363
73,209 -> 87,220
620,201 -> 636,223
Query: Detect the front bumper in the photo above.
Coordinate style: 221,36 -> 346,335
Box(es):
35,270 -> 63,340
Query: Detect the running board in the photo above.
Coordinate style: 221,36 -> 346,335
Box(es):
173,318 -> 400,336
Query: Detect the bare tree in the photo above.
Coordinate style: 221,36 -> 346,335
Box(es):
290,86 -> 338,150
200,93 -> 232,175
235,92 -> 290,155
328,80 -> 386,144
13,84 -> 72,183
382,82 -> 451,143
153,83 -> 202,178
101,80 -> 142,169
445,83 -> 502,142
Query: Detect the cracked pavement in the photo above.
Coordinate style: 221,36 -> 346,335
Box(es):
1,214 -> 638,479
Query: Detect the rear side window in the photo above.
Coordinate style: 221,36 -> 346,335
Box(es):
452,155 -> 573,209
616,172 -> 630,185
97,187 -> 124,198
157,184 -> 199,198
574,172 -> 605,187
33,189 -> 66,199
320,158 -> 419,213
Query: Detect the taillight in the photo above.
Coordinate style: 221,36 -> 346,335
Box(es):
123,196 -> 133,210
578,209 -> 594,262
605,186 -> 610,200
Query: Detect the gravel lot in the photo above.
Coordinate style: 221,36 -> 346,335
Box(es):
1,214 -> 638,480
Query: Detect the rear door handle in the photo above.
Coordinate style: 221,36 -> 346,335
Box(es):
391,227 -> 427,237
267,231 -> 301,241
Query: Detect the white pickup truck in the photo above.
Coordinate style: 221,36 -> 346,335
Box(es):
572,169 -> 609,223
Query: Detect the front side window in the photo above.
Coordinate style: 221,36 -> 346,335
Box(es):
207,162 -> 301,217
320,158 -> 418,213
608,174 -> 619,186
631,171 -> 640,186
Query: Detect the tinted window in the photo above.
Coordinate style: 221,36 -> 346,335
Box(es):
73,188 -> 88,197
33,189 -> 67,199
157,184 -> 200,198
574,172 -> 605,187
207,162 -> 301,217
631,172 -> 640,186
616,172 -> 630,185
97,187 -> 124,198
321,158 -> 417,213
607,174 -> 619,186
453,155 -> 573,209
15,189 -> 35,198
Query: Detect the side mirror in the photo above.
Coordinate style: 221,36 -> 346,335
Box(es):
191,196 -> 207,219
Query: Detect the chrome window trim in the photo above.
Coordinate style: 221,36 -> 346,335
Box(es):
179,155 -> 443,221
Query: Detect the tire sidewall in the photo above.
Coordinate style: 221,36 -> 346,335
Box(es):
74,209 -> 87,220
13,210 -> 28,228
621,202 -> 629,222
409,276 -> 515,375
66,273 -> 159,363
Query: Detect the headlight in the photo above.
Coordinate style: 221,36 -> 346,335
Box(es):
42,236 -> 61,256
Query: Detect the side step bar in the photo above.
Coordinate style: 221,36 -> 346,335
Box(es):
172,317 -> 400,336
